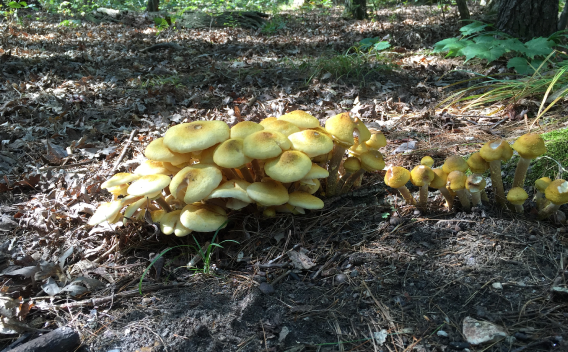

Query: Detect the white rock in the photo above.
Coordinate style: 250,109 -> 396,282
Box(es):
492,282 -> 503,290
462,316 -> 507,345
437,330 -> 449,337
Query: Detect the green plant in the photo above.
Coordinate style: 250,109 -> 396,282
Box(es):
354,37 -> 391,53
261,15 -> 286,35
433,21 -> 568,75
138,222 -> 236,294
0,1 -> 29,20
59,19 -> 81,27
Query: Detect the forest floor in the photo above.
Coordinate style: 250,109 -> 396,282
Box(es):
0,3 -> 567,352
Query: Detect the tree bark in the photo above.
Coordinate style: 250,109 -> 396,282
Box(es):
496,0 -> 558,39
344,0 -> 366,20
559,2 -> 568,30
456,0 -> 470,20
147,0 -> 159,12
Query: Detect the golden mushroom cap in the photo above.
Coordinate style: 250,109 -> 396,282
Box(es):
359,150 -> 385,172
299,178 -> 321,194
206,179 -> 252,203
261,119 -> 301,137
303,164 -> 329,179
410,165 -> 435,187
127,174 -> 171,197
213,138 -> 252,168
343,157 -> 361,173
230,121 -> 264,139
354,118 -> 371,142
465,175 -> 486,193
512,133 -> 546,159
535,177 -> 552,192
467,152 -> 489,174
507,187 -> 528,205
288,191 -> 324,210
88,200 -> 125,226
243,130 -> 291,159
246,179 -> 289,206
277,110 -> 320,129
366,131 -> 387,150
324,112 -> 356,146
447,171 -> 467,191
442,155 -> 468,174
144,138 -> 193,165
160,210 -> 192,237
134,160 -> 171,176
384,166 -> 410,189
264,150 -> 312,183
420,156 -> 434,168
544,179 -> 568,205
288,129 -> 334,158
102,173 -> 140,189
349,137 -> 370,155
480,140 -> 513,162
179,203 -> 227,232
164,120 -> 230,153
430,168 -> 448,189
169,164 -> 223,204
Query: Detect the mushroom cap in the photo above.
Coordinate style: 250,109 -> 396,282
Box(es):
123,197 -> 148,220
288,129 -> 334,158
230,121 -> 264,139
102,173 -> 141,189
507,187 -> 528,205
264,151 -> 312,183
324,112 -> 356,146
277,110 -> 320,129
410,165 -> 435,187
447,171 -> 467,191
144,138 -> 193,165
169,164 -> 223,204
127,174 -> 171,197
260,119 -> 301,137
179,203 -> 227,232
465,175 -> 486,193
194,144 -> 217,164
359,150 -> 385,172
160,210 -> 193,237
544,179 -> 568,205
384,166 -> 410,189
164,121 -> 230,153
213,138 -> 252,168
243,131 -> 291,159
303,164 -> 329,179
299,178 -> 321,194
442,155 -> 468,174
480,140 -> 513,162
343,157 -> 361,173
311,151 -> 332,163
354,118 -> 371,142
430,168 -> 448,189
512,133 -> 546,159
535,177 -> 552,192
288,191 -> 324,210
467,152 -> 489,174
349,137 -> 369,155
206,179 -> 252,203
366,131 -> 387,150
88,200 -> 125,226
134,160 -> 171,176
420,156 -> 434,168
246,179 -> 289,206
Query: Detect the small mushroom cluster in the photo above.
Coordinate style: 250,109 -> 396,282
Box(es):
89,111 -> 387,236
384,133 -> 568,220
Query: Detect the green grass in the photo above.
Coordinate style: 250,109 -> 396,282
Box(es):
527,127 -> 568,181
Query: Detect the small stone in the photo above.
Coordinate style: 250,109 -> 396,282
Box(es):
334,274 -> 348,285
413,210 -> 421,216
529,234 -> 537,241
492,282 -> 503,290
437,330 -> 448,337
462,316 -> 507,345
259,282 -> 275,295
350,270 -> 359,278
448,341 -> 470,350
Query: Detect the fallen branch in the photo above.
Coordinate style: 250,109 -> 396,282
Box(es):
108,129 -> 138,176
140,43 -> 183,53
8,327 -> 80,352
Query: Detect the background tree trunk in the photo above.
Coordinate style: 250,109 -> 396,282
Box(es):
496,0 -> 558,39
147,0 -> 159,12
455,0 -> 470,20
559,2 -> 568,30
344,0 -> 366,20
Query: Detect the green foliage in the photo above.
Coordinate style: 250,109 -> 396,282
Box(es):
355,37 -> 391,53
433,21 -> 568,75
261,15 -> 286,35
59,19 -> 81,27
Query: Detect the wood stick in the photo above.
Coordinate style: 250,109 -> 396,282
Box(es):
8,327 -> 80,352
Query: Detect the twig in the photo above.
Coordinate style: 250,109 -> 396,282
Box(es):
271,270 -> 291,286
39,160 -> 96,171
108,129 -> 137,176
511,336 -> 560,352
312,252 -> 341,279
140,42 -> 183,52
491,118 -> 508,129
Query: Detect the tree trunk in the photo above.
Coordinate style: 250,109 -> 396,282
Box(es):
344,0 -> 366,20
147,0 -> 159,12
456,0 -> 470,20
559,2 -> 568,30
496,0 -> 558,39
177,11 -> 267,29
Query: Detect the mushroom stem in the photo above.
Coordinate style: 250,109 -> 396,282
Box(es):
489,160 -> 506,208
535,190 -> 549,210
238,167 -> 255,183
538,203 -> 561,220
471,192 -> 482,206
326,144 -> 347,197
337,171 -> 353,192
251,160 -> 263,181
418,184 -> 429,209
223,168 -> 239,180
512,156 -> 532,188
396,186 -> 416,205
481,190 -> 489,202
455,189 -> 471,212
439,187 -> 454,209
513,204 -> 524,213
155,196 -> 172,213
341,169 -> 365,194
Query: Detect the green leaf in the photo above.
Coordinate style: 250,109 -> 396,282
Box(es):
372,41 -> 390,51
524,37 -> 554,59
433,37 -> 459,53
358,37 -> 379,50
459,21 -> 489,36
498,38 -> 527,53
459,43 -> 506,62
507,57 -> 531,75
472,35 -> 496,44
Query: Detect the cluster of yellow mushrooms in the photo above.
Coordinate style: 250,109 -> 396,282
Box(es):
88,111 -> 387,236
386,133 -> 568,220
88,110 -> 568,236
